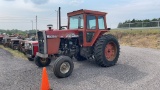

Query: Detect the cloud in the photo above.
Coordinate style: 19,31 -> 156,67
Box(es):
103,0 -> 160,28
49,0 -> 84,6
49,0 -> 65,4
3,0 -> 15,1
30,0 -> 49,5
69,0 -> 84,6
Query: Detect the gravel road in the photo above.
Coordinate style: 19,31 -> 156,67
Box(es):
0,46 -> 160,90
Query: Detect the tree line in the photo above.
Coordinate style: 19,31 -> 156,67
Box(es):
117,18 -> 160,28
0,29 -> 37,36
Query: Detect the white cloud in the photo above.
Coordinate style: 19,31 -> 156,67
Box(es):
49,0 -> 66,4
14,0 -> 46,12
0,0 -> 46,13
104,0 -> 160,28
1,0 -> 159,30
49,0 -> 84,5
69,0 -> 84,6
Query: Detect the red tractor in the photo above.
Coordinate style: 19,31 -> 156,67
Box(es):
18,40 -> 29,54
0,35 -> 4,44
35,8 -> 120,78
26,41 -> 39,61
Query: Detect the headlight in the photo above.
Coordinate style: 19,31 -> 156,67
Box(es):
25,43 -> 28,49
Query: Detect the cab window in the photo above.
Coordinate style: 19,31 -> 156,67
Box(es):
98,16 -> 105,29
87,15 -> 96,29
69,14 -> 83,29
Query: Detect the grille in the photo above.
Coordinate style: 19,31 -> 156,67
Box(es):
27,50 -> 32,55
38,31 -> 45,54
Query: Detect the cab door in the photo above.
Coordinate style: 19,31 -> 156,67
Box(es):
83,15 -> 106,46
84,14 -> 97,46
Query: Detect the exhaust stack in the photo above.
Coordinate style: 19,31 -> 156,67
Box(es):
59,7 -> 61,30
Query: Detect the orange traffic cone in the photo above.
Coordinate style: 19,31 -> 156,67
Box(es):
40,67 -> 51,90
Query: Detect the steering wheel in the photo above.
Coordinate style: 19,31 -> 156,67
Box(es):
78,26 -> 83,29
91,26 -> 96,29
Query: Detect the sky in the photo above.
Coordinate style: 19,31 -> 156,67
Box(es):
0,0 -> 160,30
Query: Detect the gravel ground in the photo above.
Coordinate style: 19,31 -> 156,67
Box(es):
0,46 -> 160,90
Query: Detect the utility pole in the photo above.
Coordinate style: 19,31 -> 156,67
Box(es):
55,10 -> 58,29
36,15 -> 37,37
31,20 -> 33,30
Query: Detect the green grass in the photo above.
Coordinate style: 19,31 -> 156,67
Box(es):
107,28 -> 160,49
0,45 -> 27,60
109,28 -> 160,35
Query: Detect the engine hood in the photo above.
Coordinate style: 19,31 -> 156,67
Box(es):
45,29 -> 79,38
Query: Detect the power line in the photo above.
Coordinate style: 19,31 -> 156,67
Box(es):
0,21 -> 32,23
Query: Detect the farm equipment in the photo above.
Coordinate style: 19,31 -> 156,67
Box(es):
10,39 -> 22,50
3,36 -> 17,47
18,40 -> 29,54
26,41 -> 38,61
0,35 -> 4,44
35,8 -> 120,78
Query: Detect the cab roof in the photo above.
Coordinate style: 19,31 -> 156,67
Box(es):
67,9 -> 107,17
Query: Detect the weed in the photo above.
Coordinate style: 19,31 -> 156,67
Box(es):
0,45 -> 27,60
107,28 -> 160,49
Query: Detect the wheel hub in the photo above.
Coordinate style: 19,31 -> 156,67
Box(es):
40,58 -> 47,64
105,42 -> 117,61
60,62 -> 70,74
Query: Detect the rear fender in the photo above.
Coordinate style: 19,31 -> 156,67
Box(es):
86,31 -> 107,46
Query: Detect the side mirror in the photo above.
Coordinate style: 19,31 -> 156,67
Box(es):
107,28 -> 111,30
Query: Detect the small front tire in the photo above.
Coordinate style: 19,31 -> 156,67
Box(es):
53,56 -> 74,78
34,56 -> 51,67
28,58 -> 34,61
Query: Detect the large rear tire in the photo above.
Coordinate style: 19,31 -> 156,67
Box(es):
53,56 -> 74,78
94,34 -> 120,67
34,56 -> 51,67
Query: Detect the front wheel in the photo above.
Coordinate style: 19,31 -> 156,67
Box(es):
94,34 -> 120,67
28,57 -> 34,61
53,56 -> 74,78
34,56 -> 51,67
13,46 -> 18,50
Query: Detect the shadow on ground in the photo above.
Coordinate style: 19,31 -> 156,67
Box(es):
46,59 -> 147,85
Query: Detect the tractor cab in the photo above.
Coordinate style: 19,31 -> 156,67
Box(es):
67,9 -> 110,46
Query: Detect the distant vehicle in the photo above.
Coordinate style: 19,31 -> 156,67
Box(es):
3,36 -> 17,47
0,35 -> 4,44
25,41 -> 38,61
10,39 -> 22,50
18,40 -> 29,54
